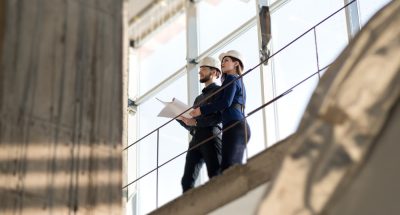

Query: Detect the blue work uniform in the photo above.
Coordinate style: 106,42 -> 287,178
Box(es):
200,74 -> 251,171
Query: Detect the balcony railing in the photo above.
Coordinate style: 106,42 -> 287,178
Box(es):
123,0 -> 356,213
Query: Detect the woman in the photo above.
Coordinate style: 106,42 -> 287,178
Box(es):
190,50 -> 250,172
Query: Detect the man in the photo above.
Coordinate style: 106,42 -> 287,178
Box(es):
178,56 -> 222,192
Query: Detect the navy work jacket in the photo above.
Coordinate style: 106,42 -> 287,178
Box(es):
200,74 -> 246,125
178,83 -> 222,145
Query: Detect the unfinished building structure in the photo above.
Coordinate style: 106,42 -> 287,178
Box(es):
0,0 -> 124,214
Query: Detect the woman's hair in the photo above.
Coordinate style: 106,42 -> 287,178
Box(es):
229,56 -> 244,75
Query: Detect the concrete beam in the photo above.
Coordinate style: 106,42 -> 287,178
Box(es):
150,136 -> 293,215
0,0 -> 124,214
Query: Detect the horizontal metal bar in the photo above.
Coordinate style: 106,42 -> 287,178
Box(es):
132,0 -> 295,106
134,66 -> 186,105
270,0 -> 291,13
197,16 -> 257,61
196,0 -> 302,62
133,15 -> 257,106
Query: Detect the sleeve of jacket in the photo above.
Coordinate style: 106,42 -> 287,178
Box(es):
200,75 -> 237,115
176,95 -> 197,133
195,110 -> 222,127
176,119 -> 194,133
176,94 -> 202,133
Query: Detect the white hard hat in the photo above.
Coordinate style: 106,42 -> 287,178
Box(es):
219,50 -> 244,68
199,56 -> 221,73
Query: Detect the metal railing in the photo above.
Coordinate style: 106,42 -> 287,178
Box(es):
123,0 -> 355,211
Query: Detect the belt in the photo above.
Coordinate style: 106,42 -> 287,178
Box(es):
191,125 -> 222,136
232,103 -> 244,112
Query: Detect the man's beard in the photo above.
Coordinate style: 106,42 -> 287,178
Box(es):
200,74 -> 211,83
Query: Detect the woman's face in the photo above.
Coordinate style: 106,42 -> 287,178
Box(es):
221,57 -> 239,74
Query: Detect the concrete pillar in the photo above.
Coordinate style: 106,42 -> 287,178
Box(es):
0,0 -> 124,214
257,1 -> 400,214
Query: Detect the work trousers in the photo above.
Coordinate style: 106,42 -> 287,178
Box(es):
181,137 -> 221,192
221,120 -> 251,172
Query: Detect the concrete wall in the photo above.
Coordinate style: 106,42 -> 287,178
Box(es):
0,0 -> 124,214
150,136 -> 292,215
257,1 -> 399,214
325,102 -> 400,215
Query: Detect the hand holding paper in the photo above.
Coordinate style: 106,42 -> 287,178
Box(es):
190,107 -> 201,117
181,117 -> 197,126
157,98 -> 193,119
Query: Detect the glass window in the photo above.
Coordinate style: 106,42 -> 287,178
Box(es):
276,75 -> 319,139
125,1 -> 369,214
273,32 -> 318,140
126,48 -> 139,203
137,13 -> 187,95
271,0 -> 344,51
134,75 -> 188,214
198,0 -> 256,53
137,75 -> 188,136
314,9 -> 348,70
158,155 -> 186,206
269,0 -> 347,141
358,0 -> 392,27
125,142 -> 138,215
136,172 -> 157,215
268,0 -> 278,5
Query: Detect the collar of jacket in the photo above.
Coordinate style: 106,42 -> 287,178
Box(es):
202,82 -> 219,94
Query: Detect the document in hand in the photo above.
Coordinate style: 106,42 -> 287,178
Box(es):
157,98 -> 193,119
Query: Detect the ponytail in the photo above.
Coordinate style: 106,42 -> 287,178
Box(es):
231,57 -> 244,75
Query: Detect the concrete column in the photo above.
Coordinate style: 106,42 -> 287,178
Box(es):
344,0 -> 361,41
186,0 -> 200,106
344,0 -> 361,40
0,0 -> 124,214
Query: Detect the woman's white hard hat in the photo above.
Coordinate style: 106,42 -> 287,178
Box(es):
218,50 -> 244,67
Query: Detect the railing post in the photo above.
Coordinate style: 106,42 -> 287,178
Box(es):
156,129 -> 159,208
255,0 -> 273,149
344,0 -> 361,40
312,27 -> 321,79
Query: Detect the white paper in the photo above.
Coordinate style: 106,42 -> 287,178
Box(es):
157,98 -> 193,119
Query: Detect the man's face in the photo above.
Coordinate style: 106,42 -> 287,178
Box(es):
199,66 -> 213,83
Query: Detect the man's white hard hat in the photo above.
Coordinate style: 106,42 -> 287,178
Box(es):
199,56 -> 221,73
